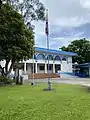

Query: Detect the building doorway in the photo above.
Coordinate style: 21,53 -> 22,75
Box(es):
55,64 -> 61,73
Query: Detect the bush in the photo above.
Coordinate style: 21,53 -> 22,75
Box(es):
0,76 -> 13,84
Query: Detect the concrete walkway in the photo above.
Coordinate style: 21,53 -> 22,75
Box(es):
29,77 -> 90,85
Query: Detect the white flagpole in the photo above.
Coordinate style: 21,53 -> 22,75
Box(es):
46,9 -> 52,90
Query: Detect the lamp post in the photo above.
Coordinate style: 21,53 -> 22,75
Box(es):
31,53 -> 35,85
31,46 -> 35,85
74,62 -> 78,74
31,45 -> 38,86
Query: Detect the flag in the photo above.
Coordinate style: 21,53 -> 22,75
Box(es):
45,9 -> 49,35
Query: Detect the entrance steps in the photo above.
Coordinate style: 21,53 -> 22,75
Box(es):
29,73 -> 60,79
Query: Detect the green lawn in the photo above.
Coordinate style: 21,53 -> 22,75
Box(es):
0,84 -> 90,120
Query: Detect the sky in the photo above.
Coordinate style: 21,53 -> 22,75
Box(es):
34,0 -> 90,50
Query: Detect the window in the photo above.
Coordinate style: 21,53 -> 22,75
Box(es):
55,64 -> 61,73
62,57 -> 67,61
40,65 -> 44,70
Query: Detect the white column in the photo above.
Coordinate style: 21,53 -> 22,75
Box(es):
45,63 -> 47,73
35,62 -> 37,73
61,63 -> 63,72
24,62 -> 26,74
53,63 -> 55,73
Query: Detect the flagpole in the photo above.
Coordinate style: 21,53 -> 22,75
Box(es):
46,9 -> 52,90
47,34 -> 52,90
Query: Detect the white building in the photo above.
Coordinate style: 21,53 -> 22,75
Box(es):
20,47 -> 77,78
0,47 -> 77,79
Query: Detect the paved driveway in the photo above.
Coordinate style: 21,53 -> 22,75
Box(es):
30,77 -> 90,85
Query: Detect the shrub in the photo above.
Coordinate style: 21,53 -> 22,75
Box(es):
0,76 -> 13,84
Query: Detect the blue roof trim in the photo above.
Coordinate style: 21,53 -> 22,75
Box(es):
35,47 -> 77,56
76,62 -> 90,67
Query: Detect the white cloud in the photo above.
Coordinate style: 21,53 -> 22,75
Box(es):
40,0 -> 90,26
53,37 -> 66,40
50,31 -> 85,49
55,16 -> 90,27
35,0 -> 90,49
80,0 -> 90,9
73,32 -> 85,37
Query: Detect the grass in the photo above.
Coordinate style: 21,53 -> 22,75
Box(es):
0,84 -> 90,120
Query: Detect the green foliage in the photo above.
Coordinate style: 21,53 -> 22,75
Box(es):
0,0 -> 2,9
0,4 -> 34,74
0,76 -> 13,84
61,38 -> 90,64
2,0 -> 45,26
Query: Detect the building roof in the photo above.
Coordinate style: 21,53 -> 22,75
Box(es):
35,47 -> 77,56
75,63 -> 90,67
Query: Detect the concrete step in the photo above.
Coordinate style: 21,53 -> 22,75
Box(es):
29,73 -> 60,79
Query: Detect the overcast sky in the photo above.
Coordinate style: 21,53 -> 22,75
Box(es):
34,0 -> 90,49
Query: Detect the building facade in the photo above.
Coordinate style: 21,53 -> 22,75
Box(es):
0,47 -> 77,79
19,47 -> 77,75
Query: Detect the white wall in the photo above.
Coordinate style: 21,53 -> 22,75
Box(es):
68,57 -> 72,72
68,57 -> 72,63
67,63 -> 72,72
61,57 -> 72,73
61,61 -> 68,72
27,64 -> 31,74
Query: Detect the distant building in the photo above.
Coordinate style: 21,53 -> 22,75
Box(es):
74,63 -> 90,78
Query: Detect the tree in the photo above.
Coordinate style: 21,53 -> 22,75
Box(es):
2,0 -> 45,27
0,0 -> 2,9
60,38 -> 90,64
0,4 -> 34,75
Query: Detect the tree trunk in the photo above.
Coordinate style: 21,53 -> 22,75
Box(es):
5,59 -> 10,74
0,65 -> 4,76
8,59 -> 15,74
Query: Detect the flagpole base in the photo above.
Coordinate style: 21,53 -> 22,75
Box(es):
31,82 -> 36,86
43,88 -> 55,91
43,81 -> 55,91
48,80 -> 52,90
